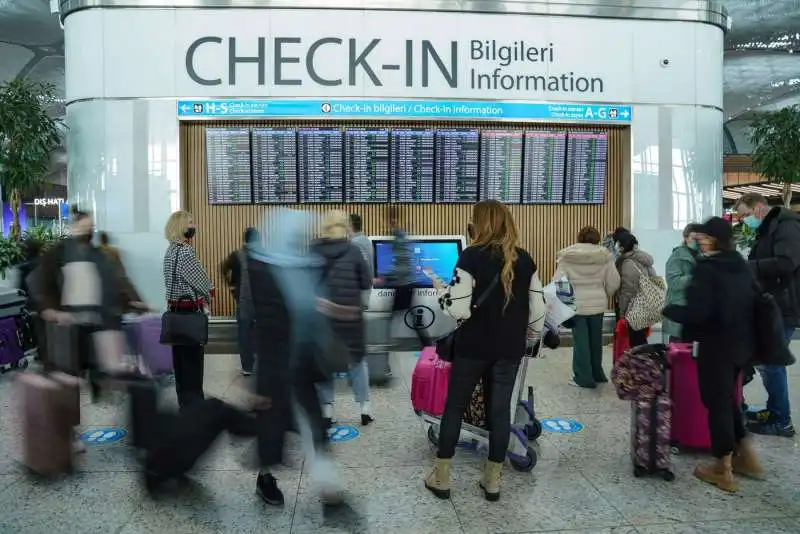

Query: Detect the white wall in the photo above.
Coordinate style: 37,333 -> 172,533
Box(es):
63,7 -> 724,307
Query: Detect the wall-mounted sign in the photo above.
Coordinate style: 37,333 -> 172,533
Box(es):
33,198 -> 65,207
177,99 -> 632,123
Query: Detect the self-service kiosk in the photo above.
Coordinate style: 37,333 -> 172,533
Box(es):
365,234 -> 466,345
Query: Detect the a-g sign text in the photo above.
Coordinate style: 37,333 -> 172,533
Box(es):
186,37 -> 606,95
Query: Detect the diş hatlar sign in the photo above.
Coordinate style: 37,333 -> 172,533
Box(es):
33,198 -> 65,207
185,37 -> 605,95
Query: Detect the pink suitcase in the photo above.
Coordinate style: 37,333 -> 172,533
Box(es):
411,347 -> 451,416
668,343 -> 743,450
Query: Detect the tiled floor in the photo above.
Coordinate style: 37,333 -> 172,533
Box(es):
2,345 -> 800,533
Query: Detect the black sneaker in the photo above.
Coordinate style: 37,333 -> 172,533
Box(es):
746,409 -> 772,423
747,420 -> 796,438
256,473 -> 285,506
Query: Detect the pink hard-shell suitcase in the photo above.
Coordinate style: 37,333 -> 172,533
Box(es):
668,343 -> 743,450
411,347 -> 451,416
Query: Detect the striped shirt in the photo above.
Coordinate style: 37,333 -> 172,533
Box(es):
163,242 -> 214,305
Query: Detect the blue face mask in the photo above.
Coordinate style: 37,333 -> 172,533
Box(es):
743,215 -> 762,230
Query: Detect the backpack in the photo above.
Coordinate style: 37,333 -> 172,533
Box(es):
611,343 -> 668,401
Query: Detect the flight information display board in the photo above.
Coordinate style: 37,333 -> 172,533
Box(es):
251,128 -> 298,204
345,128 -> 389,203
479,130 -> 523,203
390,129 -> 435,203
564,132 -> 608,204
205,128 -> 253,205
522,131 -> 568,204
435,129 -> 479,203
298,128 -> 344,203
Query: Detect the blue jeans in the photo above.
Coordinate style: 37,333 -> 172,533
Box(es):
317,359 -> 370,406
236,309 -> 255,373
757,327 -> 795,425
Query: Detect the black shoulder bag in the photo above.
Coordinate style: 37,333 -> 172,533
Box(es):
160,245 -> 209,346
435,274 -> 500,362
314,251 -> 353,375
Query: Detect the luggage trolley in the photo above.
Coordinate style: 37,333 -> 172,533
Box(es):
418,344 -> 543,472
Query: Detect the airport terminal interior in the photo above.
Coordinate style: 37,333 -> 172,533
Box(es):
2,347 -> 800,533
3,0 -> 800,533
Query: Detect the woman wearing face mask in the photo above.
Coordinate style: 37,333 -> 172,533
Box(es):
162,211 -> 214,411
663,223 -> 701,343
663,217 -> 761,492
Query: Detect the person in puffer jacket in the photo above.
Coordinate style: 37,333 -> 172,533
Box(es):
313,211 -> 373,427
615,232 -> 656,347
556,226 -> 620,388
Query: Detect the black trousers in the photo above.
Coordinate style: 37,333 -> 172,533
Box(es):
437,357 -> 519,463
697,353 -> 746,458
172,344 -> 205,410
628,324 -> 648,347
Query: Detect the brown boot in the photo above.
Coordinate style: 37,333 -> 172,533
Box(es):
732,438 -> 764,479
693,453 -> 739,493
424,457 -> 451,499
479,460 -> 503,502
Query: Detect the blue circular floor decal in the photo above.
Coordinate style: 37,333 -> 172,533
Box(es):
541,418 -> 584,434
327,425 -> 360,443
79,427 -> 127,445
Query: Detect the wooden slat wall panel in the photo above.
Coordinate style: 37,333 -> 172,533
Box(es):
181,120 -> 628,316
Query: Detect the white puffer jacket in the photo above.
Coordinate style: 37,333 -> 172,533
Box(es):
555,243 -> 621,316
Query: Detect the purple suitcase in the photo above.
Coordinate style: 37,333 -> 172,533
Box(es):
0,316 -> 25,369
127,316 -> 173,376
631,395 -> 674,480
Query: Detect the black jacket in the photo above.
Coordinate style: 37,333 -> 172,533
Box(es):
312,238 -> 371,363
663,250 -> 757,368
749,206 -> 800,327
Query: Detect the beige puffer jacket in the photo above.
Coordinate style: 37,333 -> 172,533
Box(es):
555,243 -> 621,316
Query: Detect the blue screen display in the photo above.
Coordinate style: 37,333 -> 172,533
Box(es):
374,239 -> 463,288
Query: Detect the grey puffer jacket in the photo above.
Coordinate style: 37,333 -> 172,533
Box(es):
616,249 -> 657,318
312,238 -> 371,362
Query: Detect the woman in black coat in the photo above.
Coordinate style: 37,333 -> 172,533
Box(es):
663,217 -> 762,493
312,211 -> 373,427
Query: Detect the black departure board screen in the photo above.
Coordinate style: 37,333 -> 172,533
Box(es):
390,129 -> 435,203
298,128 -> 344,203
564,132 -> 608,204
480,131 -> 523,203
435,129 -> 479,203
205,128 -> 253,205
523,131 -> 568,204
345,128 -> 389,203
251,128 -> 298,204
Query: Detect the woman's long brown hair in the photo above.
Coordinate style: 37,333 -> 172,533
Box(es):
470,200 -> 519,310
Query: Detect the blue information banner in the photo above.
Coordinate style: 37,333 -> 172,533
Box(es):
177,99 -> 632,123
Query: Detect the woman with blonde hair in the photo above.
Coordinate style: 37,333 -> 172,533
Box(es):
162,210 -> 214,410
312,210 -> 374,427
425,200 -> 546,502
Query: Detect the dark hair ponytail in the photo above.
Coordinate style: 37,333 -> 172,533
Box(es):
617,232 -> 638,254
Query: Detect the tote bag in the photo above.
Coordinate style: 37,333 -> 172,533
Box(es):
625,262 -> 667,331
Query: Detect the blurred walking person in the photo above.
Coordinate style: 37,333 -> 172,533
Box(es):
221,227 -> 260,376
162,211 -> 213,411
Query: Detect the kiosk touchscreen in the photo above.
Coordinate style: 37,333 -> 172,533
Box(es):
373,237 -> 463,288
366,235 -> 466,344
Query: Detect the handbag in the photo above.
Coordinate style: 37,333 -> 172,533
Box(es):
751,285 -> 796,367
624,262 -> 667,331
160,245 -> 209,346
436,274 -> 500,363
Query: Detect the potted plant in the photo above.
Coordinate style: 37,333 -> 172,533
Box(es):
748,105 -> 800,207
0,80 -> 62,238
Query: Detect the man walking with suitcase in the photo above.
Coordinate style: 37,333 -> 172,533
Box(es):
736,193 -> 800,437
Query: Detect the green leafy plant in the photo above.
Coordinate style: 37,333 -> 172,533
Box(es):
733,222 -> 757,252
0,236 -> 24,279
21,225 -> 67,252
0,80 -> 62,238
748,105 -> 800,207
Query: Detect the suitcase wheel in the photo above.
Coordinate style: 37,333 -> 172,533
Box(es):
662,470 -> 675,482
509,447 -> 537,472
633,465 -> 647,478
